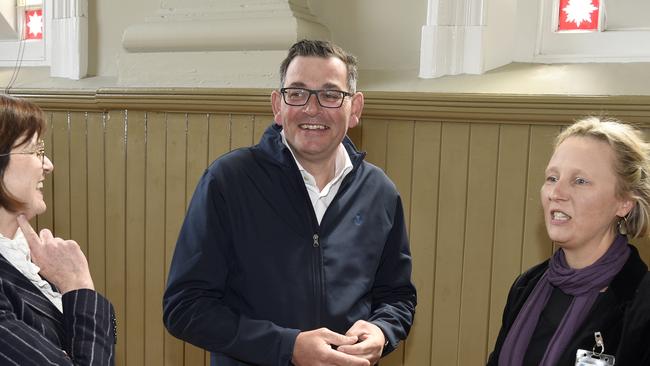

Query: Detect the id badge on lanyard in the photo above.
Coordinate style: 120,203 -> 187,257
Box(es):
575,331 -> 615,366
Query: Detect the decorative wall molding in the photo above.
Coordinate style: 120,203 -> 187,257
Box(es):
10,88 -> 650,125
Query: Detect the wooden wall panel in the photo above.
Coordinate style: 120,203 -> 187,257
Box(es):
404,121 -> 441,366
431,122 -> 470,365
382,120 -> 415,366
487,125 -> 530,351
105,111 -> 127,366
185,113 -> 210,366
125,111 -> 146,366
361,119 -> 388,169
36,112 -> 54,233
164,113 -> 188,366
521,125 -> 561,271
51,111 -> 71,239
458,124 -> 499,365
86,112 -> 106,294
144,112 -> 167,366
25,90 -> 650,366
69,112 -> 88,256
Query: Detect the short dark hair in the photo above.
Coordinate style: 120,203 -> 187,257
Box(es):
279,39 -> 358,93
0,94 -> 46,212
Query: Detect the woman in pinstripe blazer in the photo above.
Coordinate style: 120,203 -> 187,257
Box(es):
0,95 -> 116,365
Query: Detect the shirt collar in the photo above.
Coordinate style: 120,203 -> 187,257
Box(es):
280,130 -> 353,190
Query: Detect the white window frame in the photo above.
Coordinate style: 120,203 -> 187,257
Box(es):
533,0 -> 650,63
0,0 -> 51,66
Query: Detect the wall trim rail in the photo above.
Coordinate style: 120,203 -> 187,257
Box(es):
9,88 -> 650,125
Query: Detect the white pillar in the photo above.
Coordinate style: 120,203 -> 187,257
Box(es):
49,0 -> 87,79
420,0 -> 516,78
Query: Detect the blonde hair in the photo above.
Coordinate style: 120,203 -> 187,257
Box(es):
555,116 -> 650,238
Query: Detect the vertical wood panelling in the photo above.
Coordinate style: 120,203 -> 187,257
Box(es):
431,122 -> 470,365
51,111 -> 71,239
144,112 -> 167,366
458,124 -> 499,365
404,121 -> 441,366
164,113 -> 187,366
208,114 -> 231,162
38,101 -> 634,366
230,114 -> 255,150
382,121 -> 416,366
385,121 -> 415,230
521,125 -> 561,271
69,112 -> 88,256
105,111 -> 127,366
487,125 -> 531,351
184,113 -> 210,366
37,111 -> 54,236
361,119 -> 388,169
86,112 -> 106,294
253,115 -> 273,143
125,111 -> 146,366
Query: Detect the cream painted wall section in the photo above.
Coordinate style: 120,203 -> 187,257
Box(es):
89,0 -> 160,76
2,0 -> 650,95
309,1 -> 426,72
86,0 -> 426,78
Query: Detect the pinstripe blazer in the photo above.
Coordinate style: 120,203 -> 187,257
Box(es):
0,253 -> 116,365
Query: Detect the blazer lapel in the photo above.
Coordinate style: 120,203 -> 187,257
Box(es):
0,254 -> 63,325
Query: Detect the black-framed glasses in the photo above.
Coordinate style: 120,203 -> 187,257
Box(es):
280,87 -> 353,108
0,140 -> 45,166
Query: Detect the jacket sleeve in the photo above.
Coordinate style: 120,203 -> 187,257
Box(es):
163,169 -> 300,366
0,288 -> 116,366
367,197 -> 417,356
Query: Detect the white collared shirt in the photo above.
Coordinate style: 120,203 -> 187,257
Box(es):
0,229 -> 63,312
281,131 -> 353,224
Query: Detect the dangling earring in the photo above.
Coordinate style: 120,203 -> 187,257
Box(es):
617,215 -> 629,236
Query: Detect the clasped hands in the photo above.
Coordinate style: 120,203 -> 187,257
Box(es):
292,320 -> 385,366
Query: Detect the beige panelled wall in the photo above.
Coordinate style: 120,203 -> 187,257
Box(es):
21,90 -> 650,366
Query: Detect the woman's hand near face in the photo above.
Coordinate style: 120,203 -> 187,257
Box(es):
17,215 -> 94,294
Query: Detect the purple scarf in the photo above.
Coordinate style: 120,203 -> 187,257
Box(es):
498,235 -> 630,366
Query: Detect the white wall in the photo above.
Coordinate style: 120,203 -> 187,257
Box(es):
89,0 -> 160,76
309,1 -> 427,72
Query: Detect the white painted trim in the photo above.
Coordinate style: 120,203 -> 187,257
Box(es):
419,0 -> 487,78
0,0 -> 50,66
533,0 -> 650,63
49,0 -> 87,79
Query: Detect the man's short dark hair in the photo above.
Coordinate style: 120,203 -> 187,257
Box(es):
279,39 -> 358,93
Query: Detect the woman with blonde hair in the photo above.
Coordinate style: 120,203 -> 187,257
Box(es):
488,116 -> 650,365
0,95 -> 115,365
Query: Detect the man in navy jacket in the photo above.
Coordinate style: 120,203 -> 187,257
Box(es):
163,40 -> 416,366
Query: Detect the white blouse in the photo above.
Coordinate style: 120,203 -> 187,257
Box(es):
0,229 -> 63,312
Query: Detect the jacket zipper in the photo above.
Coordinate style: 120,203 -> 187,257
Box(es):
312,233 -> 322,327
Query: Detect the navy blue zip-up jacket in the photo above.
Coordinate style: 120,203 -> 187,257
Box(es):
163,123 -> 416,366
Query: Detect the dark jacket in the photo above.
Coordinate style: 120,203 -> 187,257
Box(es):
487,244 -> 650,366
0,253 -> 116,365
163,123 -> 417,366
